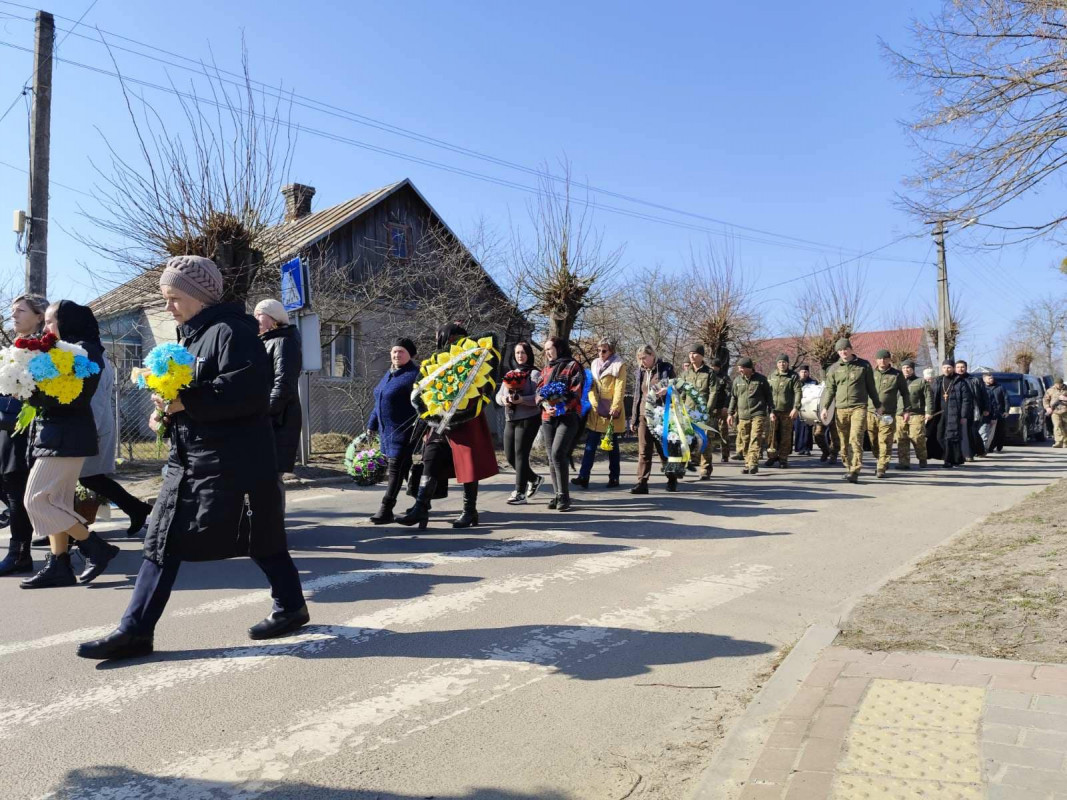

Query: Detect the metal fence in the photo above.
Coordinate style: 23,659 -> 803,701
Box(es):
114,367 -> 509,465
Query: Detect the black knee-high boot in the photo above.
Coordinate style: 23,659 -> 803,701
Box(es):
396,476 -> 436,530
452,482 -> 479,529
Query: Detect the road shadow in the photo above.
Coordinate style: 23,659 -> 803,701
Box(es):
116,623 -> 775,680
479,511 -> 788,541
46,767 -> 571,800
354,537 -> 631,558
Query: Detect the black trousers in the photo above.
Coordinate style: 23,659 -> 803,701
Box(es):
382,449 -> 414,502
503,416 -> 540,492
80,474 -> 151,519
120,551 -> 305,636
541,414 -> 581,498
0,469 -> 31,545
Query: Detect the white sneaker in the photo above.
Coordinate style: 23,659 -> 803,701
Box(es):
506,491 -> 528,505
527,475 -> 544,499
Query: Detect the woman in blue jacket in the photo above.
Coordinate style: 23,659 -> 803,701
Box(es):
367,337 -> 420,524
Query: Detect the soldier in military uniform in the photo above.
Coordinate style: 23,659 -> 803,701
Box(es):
765,354 -> 802,469
897,359 -> 932,469
819,338 -> 883,484
867,349 -> 911,478
727,357 -> 773,475
680,344 -> 714,480
708,358 -> 732,463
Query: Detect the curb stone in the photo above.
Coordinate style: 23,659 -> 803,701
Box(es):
690,623 -> 840,800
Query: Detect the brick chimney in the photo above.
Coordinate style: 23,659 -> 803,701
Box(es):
281,183 -> 316,222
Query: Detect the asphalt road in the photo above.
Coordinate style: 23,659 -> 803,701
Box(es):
0,445 -> 1062,800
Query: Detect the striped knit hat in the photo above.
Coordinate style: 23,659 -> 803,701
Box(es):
160,255 -> 223,305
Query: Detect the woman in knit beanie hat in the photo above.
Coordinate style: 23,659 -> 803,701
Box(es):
78,256 -> 309,660
255,298 -> 302,474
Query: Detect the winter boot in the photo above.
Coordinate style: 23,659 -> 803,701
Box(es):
126,502 -> 153,538
20,552 -> 76,589
75,531 -> 121,584
369,497 -> 396,525
0,540 -> 32,576
452,483 -> 480,529
396,477 -> 436,530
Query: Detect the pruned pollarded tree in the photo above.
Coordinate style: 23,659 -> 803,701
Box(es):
78,43 -> 294,302
923,294 -> 970,363
792,263 -> 870,373
880,309 -> 923,365
887,1 -> 1067,237
512,162 -> 623,345
684,241 -> 762,369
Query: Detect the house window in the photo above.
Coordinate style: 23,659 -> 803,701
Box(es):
388,223 -> 410,260
105,340 -> 142,376
320,324 -> 355,379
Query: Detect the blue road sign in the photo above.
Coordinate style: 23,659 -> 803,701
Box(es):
281,257 -> 306,312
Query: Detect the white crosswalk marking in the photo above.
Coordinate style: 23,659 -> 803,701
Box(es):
43,565 -> 775,799
0,546 -> 669,733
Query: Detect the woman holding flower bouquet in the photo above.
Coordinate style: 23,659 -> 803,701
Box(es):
572,338 -> 626,491
20,301 -> 119,588
0,294 -> 48,576
535,336 -> 585,512
398,322 -> 499,529
367,337 -> 420,524
78,256 -> 307,660
495,341 -> 543,505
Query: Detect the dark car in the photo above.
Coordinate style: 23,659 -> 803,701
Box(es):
988,372 -> 1047,445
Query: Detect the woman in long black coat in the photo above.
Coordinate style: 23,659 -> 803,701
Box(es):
78,256 -> 308,661
20,301 -> 120,588
254,299 -> 303,474
0,294 -> 47,576
367,337 -> 420,524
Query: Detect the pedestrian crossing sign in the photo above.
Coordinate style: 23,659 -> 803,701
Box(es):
281,257 -> 306,312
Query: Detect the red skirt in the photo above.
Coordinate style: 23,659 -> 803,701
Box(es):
446,413 -> 499,483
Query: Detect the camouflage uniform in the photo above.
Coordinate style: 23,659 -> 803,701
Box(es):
867,366 -> 910,475
766,368 -> 802,466
897,375 -> 932,467
729,371 -> 773,471
820,355 -> 881,478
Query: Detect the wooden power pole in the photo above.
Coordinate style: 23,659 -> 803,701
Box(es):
25,10 -> 54,298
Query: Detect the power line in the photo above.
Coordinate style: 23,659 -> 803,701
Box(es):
0,37 -> 930,266
0,157 -> 95,197
0,3 -> 926,265
746,233 -> 921,297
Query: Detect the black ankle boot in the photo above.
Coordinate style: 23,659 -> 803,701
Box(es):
397,478 -> 436,530
20,552 -> 76,589
0,541 -> 32,576
126,502 -> 152,537
248,603 -> 311,640
369,497 -> 396,525
452,483 -> 479,528
74,531 -> 120,584
77,628 -> 154,660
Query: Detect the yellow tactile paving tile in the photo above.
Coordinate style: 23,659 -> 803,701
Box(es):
837,727 -> 982,783
831,679 -> 985,798
850,679 -> 985,731
831,773 -> 983,800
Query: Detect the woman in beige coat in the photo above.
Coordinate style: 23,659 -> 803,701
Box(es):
572,338 -> 627,490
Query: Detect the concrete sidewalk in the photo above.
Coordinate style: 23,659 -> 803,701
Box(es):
733,647 -> 1067,799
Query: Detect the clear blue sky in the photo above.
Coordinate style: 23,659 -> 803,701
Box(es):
0,0 -> 1062,365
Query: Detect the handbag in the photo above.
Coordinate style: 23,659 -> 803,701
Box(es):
0,396 -> 22,432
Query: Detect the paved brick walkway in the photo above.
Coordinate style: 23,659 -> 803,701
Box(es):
739,648 -> 1067,800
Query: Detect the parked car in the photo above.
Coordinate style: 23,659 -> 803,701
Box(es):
988,372 -> 1047,445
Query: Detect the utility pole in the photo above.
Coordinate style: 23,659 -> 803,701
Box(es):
932,220 -> 951,364
25,10 -> 54,299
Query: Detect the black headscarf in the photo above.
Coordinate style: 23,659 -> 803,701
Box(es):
436,322 -> 468,351
55,300 -> 101,346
